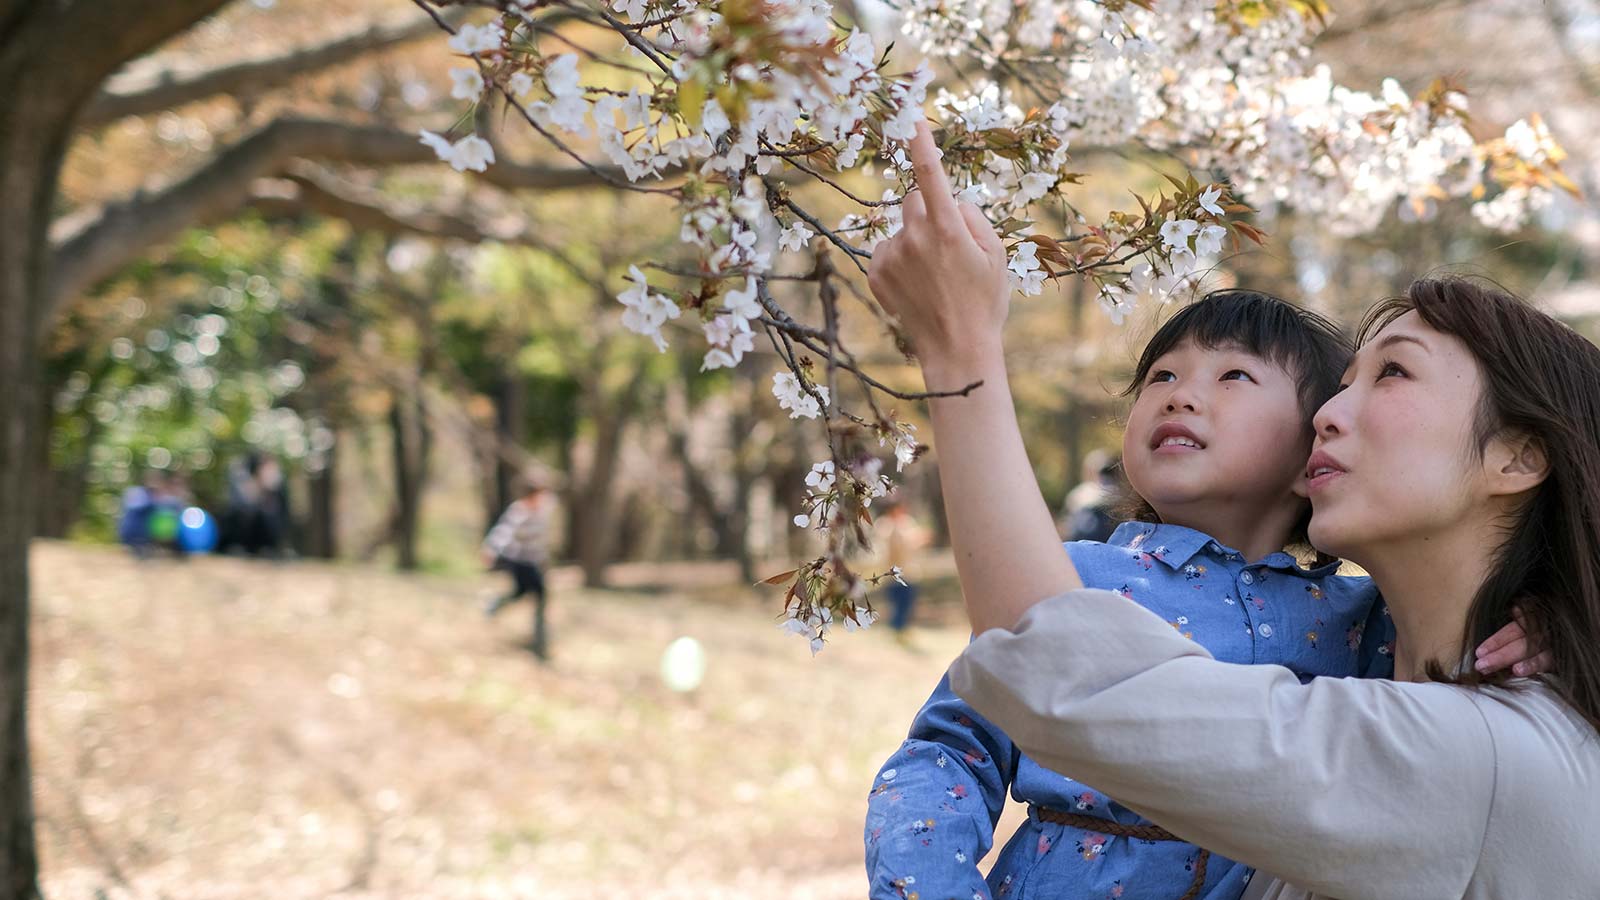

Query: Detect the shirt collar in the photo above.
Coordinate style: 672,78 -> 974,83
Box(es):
1107,520 -> 1342,578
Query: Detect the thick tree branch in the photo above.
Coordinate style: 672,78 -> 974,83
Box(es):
48,117 -> 652,322
249,161 -> 545,246
54,0 -> 234,102
79,9 -> 469,129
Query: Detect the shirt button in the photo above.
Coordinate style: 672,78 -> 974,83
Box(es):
1241,571 -> 1254,585
1258,623 -> 1274,638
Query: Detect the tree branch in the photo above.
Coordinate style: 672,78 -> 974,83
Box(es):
249,161 -> 547,247
79,9 -> 470,129
7,0 -> 231,116
48,116 -> 656,323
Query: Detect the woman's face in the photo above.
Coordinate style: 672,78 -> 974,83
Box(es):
1304,310 -> 1491,561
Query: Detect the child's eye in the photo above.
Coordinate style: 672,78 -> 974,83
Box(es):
1148,370 -> 1176,385
1220,369 -> 1255,383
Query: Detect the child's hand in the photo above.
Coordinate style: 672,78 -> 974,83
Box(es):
868,121 -> 1011,382
1473,606 -> 1554,676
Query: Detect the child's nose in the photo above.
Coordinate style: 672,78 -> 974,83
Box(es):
1164,388 -> 1201,413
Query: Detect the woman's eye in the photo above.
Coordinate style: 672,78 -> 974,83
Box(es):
1377,361 -> 1407,380
1221,369 -> 1254,383
1148,370 -> 1176,385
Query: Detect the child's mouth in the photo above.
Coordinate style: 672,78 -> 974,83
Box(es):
1150,423 -> 1206,453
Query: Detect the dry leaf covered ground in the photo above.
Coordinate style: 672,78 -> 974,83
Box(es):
32,541 -> 1027,899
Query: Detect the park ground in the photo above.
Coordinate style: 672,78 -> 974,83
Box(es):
31,541 -> 1029,898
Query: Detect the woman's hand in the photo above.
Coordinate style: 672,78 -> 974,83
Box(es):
868,121 -> 1011,388
863,120 -> 1084,635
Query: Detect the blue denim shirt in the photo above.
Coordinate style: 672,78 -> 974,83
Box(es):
864,522 -> 1392,900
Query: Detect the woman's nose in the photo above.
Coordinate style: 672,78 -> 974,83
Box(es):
1313,390 -> 1348,438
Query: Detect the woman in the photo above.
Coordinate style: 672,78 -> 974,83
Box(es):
867,123 -> 1600,897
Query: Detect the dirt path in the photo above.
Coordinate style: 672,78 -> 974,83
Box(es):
31,541 -> 1026,898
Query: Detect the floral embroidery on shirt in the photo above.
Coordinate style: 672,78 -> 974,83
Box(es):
1038,833 -> 1054,856
1077,834 -> 1108,860
1305,584 -> 1324,601
1107,882 -> 1125,898
1346,621 -> 1365,650
1073,791 -> 1097,811
1169,615 -> 1193,639
1306,616 -> 1325,648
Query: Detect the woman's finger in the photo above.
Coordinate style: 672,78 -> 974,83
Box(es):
901,188 -> 928,228
908,121 -> 960,228
957,201 -> 1002,255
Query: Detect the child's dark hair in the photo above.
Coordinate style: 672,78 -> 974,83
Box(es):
1116,289 -> 1354,551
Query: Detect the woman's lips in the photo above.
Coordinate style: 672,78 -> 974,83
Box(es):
1305,450 -> 1347,492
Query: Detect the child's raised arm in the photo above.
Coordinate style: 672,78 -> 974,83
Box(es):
867,122 -> 1081,634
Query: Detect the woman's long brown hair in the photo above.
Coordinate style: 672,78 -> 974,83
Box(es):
1361,276 -> 1600,731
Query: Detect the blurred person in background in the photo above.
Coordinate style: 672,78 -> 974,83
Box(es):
1058,449 -> 1121,543
873,496 -> 931,647
482,473 -> 557,659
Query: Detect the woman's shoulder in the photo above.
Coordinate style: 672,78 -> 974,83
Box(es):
1467,681 -> 1600,766
1459,683 -> 1600,890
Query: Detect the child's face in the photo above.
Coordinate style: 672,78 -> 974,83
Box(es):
1122,339 -> 1313,521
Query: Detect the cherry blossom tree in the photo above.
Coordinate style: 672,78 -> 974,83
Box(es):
413,0 -> 1572,652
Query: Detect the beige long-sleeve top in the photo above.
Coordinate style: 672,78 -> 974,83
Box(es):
948,588 -> 1600,900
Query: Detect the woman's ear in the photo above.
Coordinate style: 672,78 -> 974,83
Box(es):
1487,431 -> 1550,497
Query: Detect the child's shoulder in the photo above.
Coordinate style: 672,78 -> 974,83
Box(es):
1062,536 -> 1139,565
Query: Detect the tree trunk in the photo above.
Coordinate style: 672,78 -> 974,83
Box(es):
304,429 -> 339,559
0,19 -> 77,897
3,2 -> 235,887
571,369 -> 649,587
388,388 -> 431,571
572,413 -> 627,587
727,407 -> 758,585
0,140 -> 45,900
488,370 -> 526,530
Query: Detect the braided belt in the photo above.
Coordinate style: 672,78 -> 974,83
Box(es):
1032,805 -> 1211,900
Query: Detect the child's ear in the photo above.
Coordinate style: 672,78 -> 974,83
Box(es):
1286,441 -> 1312,496
1290,456 -> 1312,500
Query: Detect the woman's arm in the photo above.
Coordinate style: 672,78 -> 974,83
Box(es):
867,123 -> 1080,634
950,588 -> 1496,900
